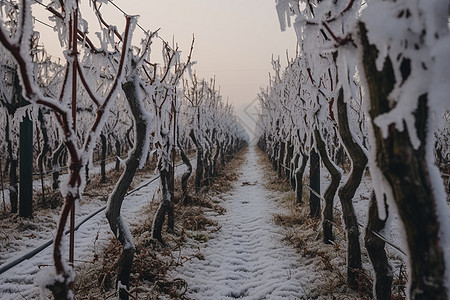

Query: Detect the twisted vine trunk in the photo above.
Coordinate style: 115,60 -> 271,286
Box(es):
314,129 -> 342,244
38,108 -> 50,206
178,138 -> 192,205
336,87 -> 368,291
105,80 -> 149,299
152,164 -> 173,244
309,148 -> 321,219
189,129 -> 203,194
278,141 -> 286,178
5,115 -> 18,213
360,22 -> 448,299
295,152 -> 309,204
204,147 -> 212,185
284,141 -> 294,186
115,138 -> 121,172
272,140 -> 279,170
48,163 -> 82,299
213,140 -> 220,177
220,140 -> 226,167
52,143 -> 65,191
100,132 -> 107,183
364,192 -> 392,300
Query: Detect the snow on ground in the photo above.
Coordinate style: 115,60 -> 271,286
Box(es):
0,161 -> 192,299
168,147 -> 316,299
0,160 -> 119,267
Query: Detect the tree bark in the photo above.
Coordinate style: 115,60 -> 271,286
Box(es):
52,143 -> 65,191
309,148 -> 321,219
38,108 -> 50,206
213,141 -> 220,177
292,153 -> 300,190
105,79 -> 149,299
5,115 -> 18,213
278,141 -> 286,178
220,140 -> 226,167
189,129 -> 203,194
152,161 -> 174,244
100,132 -> 107,183
295,152 -> 309,204
126,125 -> 134,149
314,129 -> 342,244
285,140 -> 294,186
115,138 -> 121,172
336,87 -> 367,291
178,138 -> 192,205
365,192 -> 392,300
360,22 -> 448,299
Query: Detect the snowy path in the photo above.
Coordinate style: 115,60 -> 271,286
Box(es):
172,147 -> 311,299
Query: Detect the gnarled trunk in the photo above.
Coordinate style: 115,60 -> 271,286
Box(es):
178,137 -> 192,205
336,87 -> 367,290
5,115 -> 18,213
152,165 -> 173,244
105,79 -> 150,299
100,132 -> 107,183
314,129 -> 342,244
52,143 -> 65,191
360,22 -> 448,299
37,108 -> 50,206
295,152 -> 309,204
365,192 -> 392,300
309,148 -> 321,219
115,138 -> 121,172
189,129 -> 203,194
278,141 -> 285,177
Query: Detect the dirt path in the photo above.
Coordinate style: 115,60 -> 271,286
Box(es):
172,147 -> 314,299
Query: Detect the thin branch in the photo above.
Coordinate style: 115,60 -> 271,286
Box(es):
322,21 -> 356,47
160,45 -> 176,83
92,0 -> 123,42
83,16 -> 134,152
76,62 -> 101,107
306,67 -> 315,85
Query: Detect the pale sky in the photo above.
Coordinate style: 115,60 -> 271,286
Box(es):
34,0 -> 297,139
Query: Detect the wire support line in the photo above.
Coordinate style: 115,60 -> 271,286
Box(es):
304,184 -> 407,256
105,0 -> 145,33
33,17 -> 54,29
31,155 -> 122,176
0,157 -> 195,275
277,163 -> 406,255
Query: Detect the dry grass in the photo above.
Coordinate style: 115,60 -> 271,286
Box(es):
274,195 -> 355,298
73,148 -> 247,299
